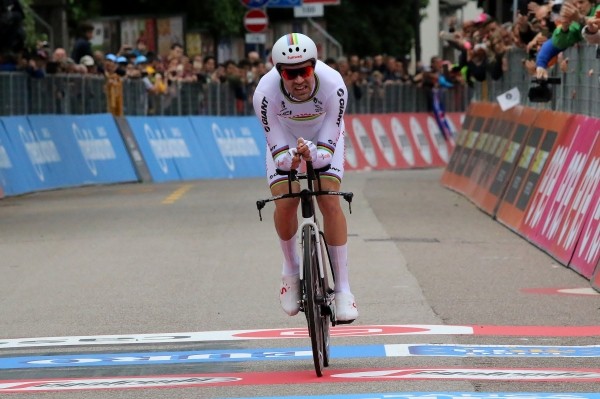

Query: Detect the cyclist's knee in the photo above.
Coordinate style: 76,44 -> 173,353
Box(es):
317,195 -> 343,216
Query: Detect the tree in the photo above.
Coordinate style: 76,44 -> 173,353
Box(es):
324,1 -> 429,58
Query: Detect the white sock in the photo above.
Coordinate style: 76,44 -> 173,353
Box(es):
328,243 -> 350,293
280,233 -> 299,276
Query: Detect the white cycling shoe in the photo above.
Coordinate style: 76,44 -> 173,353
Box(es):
335,292 -> 358,322
280,274 -> 301,316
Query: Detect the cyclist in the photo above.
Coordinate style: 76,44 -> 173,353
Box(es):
252,33 -> 358,322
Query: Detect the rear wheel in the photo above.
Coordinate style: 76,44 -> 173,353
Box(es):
303,224 -> 324,377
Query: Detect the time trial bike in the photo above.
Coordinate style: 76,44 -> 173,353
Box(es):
256,160 -> 353,377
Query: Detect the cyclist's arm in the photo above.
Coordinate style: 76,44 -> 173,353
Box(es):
252,91 -> 297,171
311,84 -> 348,169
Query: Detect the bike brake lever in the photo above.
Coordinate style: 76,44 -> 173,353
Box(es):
256,200 -> 266,221
343,193 -> 353,214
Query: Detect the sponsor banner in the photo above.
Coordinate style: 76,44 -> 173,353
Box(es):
568,119 -> 600,277
412,113 -> 452,167
346,115 -> 405,170
0,115 -> 137,196
218,393 -> 600,399
460,106 -> 502,198
69,114 -> 139,184
2,368 -> 600,392
3,325 -> 600,350
495,109 -> 561,230
343,113 -> 455,171
441,102 -> 494,196
4,344 -> 599,370
188,116 -> 266,178
344,115 -> 383,170
0,116 -> 47,194
473,106 -> 539,216
521,115 -> 597,267
128,116 -> 267,182
126,117 -> 185,182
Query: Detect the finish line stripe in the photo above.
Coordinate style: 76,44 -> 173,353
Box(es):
3,344 -> 600,370
2,325 -> 600,350
2,368 -> 600,392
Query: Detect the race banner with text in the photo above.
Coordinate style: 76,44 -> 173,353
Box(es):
0,115 -> 138,196
520,115 -> 596,268
441,102 -> 493,197
494,108 -> 565,231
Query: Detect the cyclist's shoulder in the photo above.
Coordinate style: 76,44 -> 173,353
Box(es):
314,60 -> 347,94
315,60 -> 344,85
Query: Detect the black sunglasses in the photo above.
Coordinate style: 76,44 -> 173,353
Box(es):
281,65 -> 314,80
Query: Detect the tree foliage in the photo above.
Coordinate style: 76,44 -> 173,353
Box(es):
28,0 -> 429,57
324,1 -> 419,58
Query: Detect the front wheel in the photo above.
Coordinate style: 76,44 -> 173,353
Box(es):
303,224 -> 324,377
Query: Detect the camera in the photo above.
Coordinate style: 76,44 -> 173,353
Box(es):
528,77 -> 561,103
551,0 -> 563,14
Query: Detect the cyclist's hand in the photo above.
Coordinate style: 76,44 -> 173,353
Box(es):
297,137 -> 317,161
289,148 -> 302,170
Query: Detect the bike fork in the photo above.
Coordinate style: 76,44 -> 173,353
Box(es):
299,218 -> 324,281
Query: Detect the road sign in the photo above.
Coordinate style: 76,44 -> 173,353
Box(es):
240,0 -> 270,8
267,0 -> 302,7
243,9 -> 268,33
245,33 -> 267,44
294,4 -> 324,17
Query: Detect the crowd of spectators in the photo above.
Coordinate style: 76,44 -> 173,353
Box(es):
4,0 -> 600,115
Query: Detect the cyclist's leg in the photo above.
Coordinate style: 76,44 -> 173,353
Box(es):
267,153 -> 302,316
314,136 -> 357,321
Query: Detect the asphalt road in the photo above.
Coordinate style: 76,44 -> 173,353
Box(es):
0,168 -> 599,398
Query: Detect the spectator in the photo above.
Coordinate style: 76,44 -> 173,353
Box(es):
46,47 -> 75,74
80,54 -> 96,74
382,56 -> 401,83
536,0 -> 599,79
25,49 -> 48,78
104,54 -> 124,116
202,55 -> 220,83
71,22 -> 94,64
582,8 -> 600,43
164,42 -> 184,70
224,59 -> 246,113
132,38 -> 148,57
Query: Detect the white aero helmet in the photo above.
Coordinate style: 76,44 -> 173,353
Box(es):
272,33 -> 317,70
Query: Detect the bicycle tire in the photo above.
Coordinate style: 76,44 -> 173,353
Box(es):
319,232 -> 332,367
302,224 -> 325,377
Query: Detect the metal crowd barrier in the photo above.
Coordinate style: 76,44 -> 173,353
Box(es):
0,71 -> 470,117
474,45 -> 600,119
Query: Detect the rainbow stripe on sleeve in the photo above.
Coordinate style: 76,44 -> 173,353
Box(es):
317,141 -> 335,156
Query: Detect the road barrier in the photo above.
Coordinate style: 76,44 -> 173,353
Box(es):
442,102 -> 600,292
3,109 -> 599,291
0,112 -> 460,196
